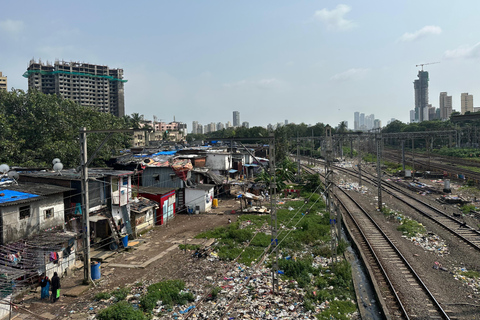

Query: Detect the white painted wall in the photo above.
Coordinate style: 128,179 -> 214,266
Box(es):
185,187 -> 214,213
1,195 -> 65,244
205,153 -> 231,171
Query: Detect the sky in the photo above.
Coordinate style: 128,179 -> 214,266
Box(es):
2,1 -> 480,129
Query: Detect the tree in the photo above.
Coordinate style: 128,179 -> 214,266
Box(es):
0,89 -> 131,167
129,113 -> 144,129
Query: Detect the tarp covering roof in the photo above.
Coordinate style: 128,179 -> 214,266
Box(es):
0,190 -> 39,204
228,169 -> 238,173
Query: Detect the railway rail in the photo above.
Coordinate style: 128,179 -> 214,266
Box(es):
331,163 -> 480,252
303,164 -> 451,319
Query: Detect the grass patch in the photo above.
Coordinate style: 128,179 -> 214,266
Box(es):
94,291 -> 112,300
458,165 -> 480,173
178,244 -> 201,251
140,280 -> 194,313
397,218 -> 426,237
461,270 -> 480,279
112,287 -> 130,301
461,204 -> 476,214
316,300 -> 357,320
96,301 -> 146,320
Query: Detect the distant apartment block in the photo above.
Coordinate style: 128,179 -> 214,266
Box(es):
242,121 -> 249,128
439,92 -> 452,120
461,93 -> 473,115
0,72 -> 6,91
24,59 -> 126,117
233,111 -> 240,127
354,112 -> 359,130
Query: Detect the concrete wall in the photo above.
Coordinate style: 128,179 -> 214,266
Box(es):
205,153 -> 231,171
1,195 -> 65,244
185,187 -> 214,213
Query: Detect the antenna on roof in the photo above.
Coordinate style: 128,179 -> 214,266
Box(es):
0,164 -> 18,184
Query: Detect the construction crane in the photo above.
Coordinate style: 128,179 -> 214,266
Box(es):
416,61 -> 440,71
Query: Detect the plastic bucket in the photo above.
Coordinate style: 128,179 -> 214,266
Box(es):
121,235 -> 129,248
212,199 -> 218,208
91,262 -> 101,280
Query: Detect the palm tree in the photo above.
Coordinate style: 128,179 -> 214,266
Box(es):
130,113 -> 144,129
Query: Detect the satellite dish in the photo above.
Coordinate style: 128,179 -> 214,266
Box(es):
0,164 -> 9,174
53,162 -> 63,174
52,158 -> 61,165
8,170 -> 19,180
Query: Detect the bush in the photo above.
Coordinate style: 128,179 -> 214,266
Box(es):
397,218 -> 426,237
317,300 -> 357,320
140,280 -> 194,313
96,301 -> 146,320
94,291 -> 112,300
112,287 -> 130,301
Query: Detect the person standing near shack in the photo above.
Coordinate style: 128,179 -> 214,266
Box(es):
39,274 -> 50,300
50,272 -> 61,303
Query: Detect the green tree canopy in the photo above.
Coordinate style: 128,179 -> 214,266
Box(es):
0,89 -> 131,168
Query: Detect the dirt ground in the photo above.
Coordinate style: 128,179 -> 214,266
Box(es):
12,198 -> 242,319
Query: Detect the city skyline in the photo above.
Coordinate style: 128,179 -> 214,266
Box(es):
2,2 -> 480,128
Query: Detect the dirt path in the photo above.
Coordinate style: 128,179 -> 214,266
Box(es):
14,199 -> 240,319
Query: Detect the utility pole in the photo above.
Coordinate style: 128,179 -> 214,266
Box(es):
80,127 -> 91,283
325,127 -> 337,260
269,134 -> 278,293
296,134 -> 300,182
376,133 -> 382,211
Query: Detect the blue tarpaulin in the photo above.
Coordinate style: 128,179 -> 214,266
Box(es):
228,169 -> 238,173
133,150 -> 177,158
0,189 -> 39,204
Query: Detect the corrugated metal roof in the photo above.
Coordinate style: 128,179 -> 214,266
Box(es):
138,186 -> 177,195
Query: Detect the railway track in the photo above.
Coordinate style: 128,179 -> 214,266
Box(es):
302,164 -> 451,319
331,163 -> 480,252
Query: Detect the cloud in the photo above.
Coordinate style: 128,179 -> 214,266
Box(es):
223,78 -> 282,89
0,19 -> 25,34
444,42 -> 480,59
331,68 -> 369,81
398,25 -> 442,42
313,4 -> 355,31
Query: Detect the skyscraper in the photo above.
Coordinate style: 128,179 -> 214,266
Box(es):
439,92 -> 452,120
25,59 -> 126,117
192,121 -> 199,134
354,112 -> 359,131
461,93 -> 473,114
414,71 -> 429,122
0,72 -> 6,91
359,113 -> 365,130
233,111 -> 240,127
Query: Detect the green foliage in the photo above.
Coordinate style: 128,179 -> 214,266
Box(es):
461,204 -> 476,214
460,270 -> 480,279
397,218 -> 426,237
94,291 -> 112,300
278,257 -> 314,288
302,173 -> 323,193
140,280 -> 193,313
316,300 -> 357,320
178,244 -> 201,251
112,287 -> 130,301
337,239 -> 349,256
362,153 -> 376,163
312,246 -> 332,258
0,89 -> 131,167
211,286 -> 221,298
435,147 -> 480,159
96,301 -> 146,320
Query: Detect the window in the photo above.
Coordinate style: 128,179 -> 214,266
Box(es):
19,205 -> 30,220
44,208 -> 54,219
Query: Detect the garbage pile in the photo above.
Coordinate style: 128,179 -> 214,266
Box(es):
408,233 -> 449,256
338,180 -> 368,194
158,261 -> 356,319
452,267 -> 480,294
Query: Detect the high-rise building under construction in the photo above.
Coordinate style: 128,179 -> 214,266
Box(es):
414,71 -> 429,122
24,59 -> 127,117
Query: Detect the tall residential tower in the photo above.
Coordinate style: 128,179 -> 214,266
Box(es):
439,92 -> 452,120
233,111 -> 240,127
25,59 -> 127,117
461,93 -> 473,115
414,71 -> 429,122
0,72 -> 6,91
